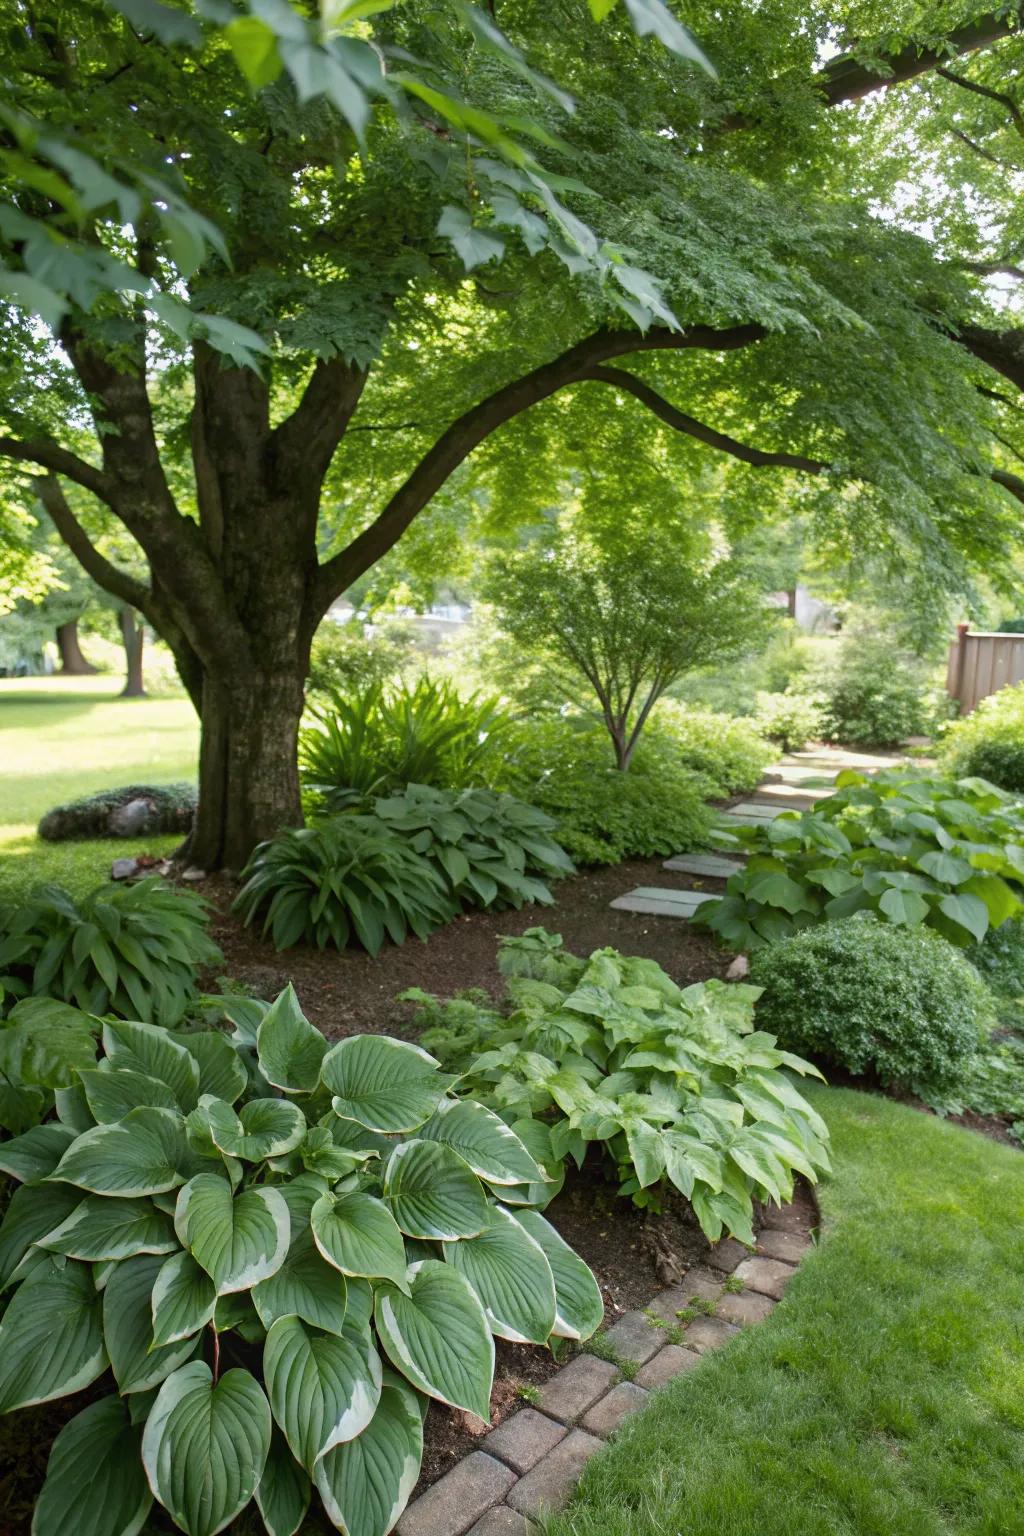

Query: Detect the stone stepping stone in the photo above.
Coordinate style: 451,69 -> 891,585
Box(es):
662,853 -> 744,877
610,887 -> 719,918
751,782 -> 832,803
718,802 -> 787,824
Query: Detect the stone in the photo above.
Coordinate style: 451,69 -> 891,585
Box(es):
725,953 -> 749,980
108,796 -> 156,836
505,1430 -> 604,1519
734,1256 -> 796,1300
110,857 -> 140,881
751,783 -> 832,803
661,853 -> 744,877
535,1356 -> 619,1424
395,1453 -> 516,1536
602,1310 -> 663,1366
581,1381 -> 649,1437
723,802 -> 785,820
644,1270 -> 723,1325
706,1239 -> 751,1274
715,1289 -> 775,1326
609,887 -> 719,918
468,1511 -> 537,1536
682,1316 -> 740,1354
484,1409 -> 567,1475
635,1345 -> 702,1390
181,865 -> 207,881
757,1197 -> 816,1235
757,1228 -> 812,1264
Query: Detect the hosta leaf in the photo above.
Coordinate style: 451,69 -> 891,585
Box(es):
0,1259 -> 107,1411
205,1095 -> 307,1161
417,1099 -> 546,1186
102,1020 -> 200,1110
79,1066 -> 179,1123
382,1139 -> 487,1240
264,1315 -> 382,1471
252,1207 -> 349,1335
256,983 -> 327,1093
0,1080 -> 47,1137
152,1250 -> 218,1345
104,1252 -> 201,1392
38,1193 -> 177,1261
256,1426 -> 311,1536
320,1035 -> 448,1132
175,1173 -> 289,1294
141,1361 -> 271,1536
511,1207 -> 603,1340
313,1372 -> 423,1536
33,1395 -> 152,1536
0,997 -> 97,1088
50,1105 -> 201,1197
0,1122 -> 74,1183
374,1259 -> 494,1419
0,1182 -> 80,1287
311,1190 -> 408,1288
180,1031 -> 248,1104
444,1203 -> 556,1344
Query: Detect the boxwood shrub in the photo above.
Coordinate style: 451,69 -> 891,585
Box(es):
939,682 -> 1024,792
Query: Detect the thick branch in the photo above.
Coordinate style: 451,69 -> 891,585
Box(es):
34,476 -> 151,611
0,435 -> 115,502
959,324 -> 1024,391
819,14 -> 1021,109
992,467 -> 1024,504
937,64 -> 1024,137
271,356 -> 369,492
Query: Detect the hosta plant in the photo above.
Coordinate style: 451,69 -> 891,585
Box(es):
0,878 -> 221,1024
374,784 -> 573,910
408,930 -> 830,1244
698,769 -> 1024,951
0,985 -> 602,1536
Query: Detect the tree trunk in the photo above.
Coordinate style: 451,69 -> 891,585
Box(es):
119,608 -> 146,697
56,619 -> 97,674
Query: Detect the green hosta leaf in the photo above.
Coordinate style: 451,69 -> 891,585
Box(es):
181,1031 -> 248,1104
623,1117 -> 666,1188
257,983 -> 327,1093
0,1259 -> 107,1411
50,1105 -> 200,1197
80,1066 -> 180,1123
103,1020 -> 201,1110
55,1080 -> 94,1133
299,1126 -> 363,1181
511,1207 -> 603,1340
256,1426 -> 311,1536
264,1315 -> 382,1471
417,1099 -> 546,1186
383,1139 -> 487,1240
142,1361 -> 272,1536
915,850 -> 973,885
662,1130 -> 724,1197
0,1080 -> 47,1137
152,1250 -> 218,1345
311,1190 -> 408,1288
938,891 -> 990,943
0,997 -> 97,1088
878,886 -> 930,926
313,1372 -> 423,1536
444,1203 -> 556,1344
0,1182 -> 80,1286
321,1035 -> 448,1132
38,1194 -> 176,1261
104,1252 -> 201,1393
205,1095 -> 307,1161
175,1173 -> 290,1294
374,1259 -> 494,1419
0,1122 -> 74,1183
33,1395 -> 152,1536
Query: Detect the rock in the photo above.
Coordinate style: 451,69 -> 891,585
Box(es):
108,796 -> 156,836
181,866 -> 207,882
725,953 -> 750,980
110,857 -> 140,881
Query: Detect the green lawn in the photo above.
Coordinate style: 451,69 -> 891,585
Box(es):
553,1087 -> 1024,1536
0,677 -> 198,902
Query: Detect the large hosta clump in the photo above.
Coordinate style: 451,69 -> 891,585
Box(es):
0,988 -> 601,1536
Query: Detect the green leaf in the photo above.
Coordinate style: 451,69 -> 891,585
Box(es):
621,0 -> 715,71
226,15 -> 284,89
33,1395 -> 152,1536
252,1183 -> 349,1335
0,1122 -> 74,1183
104,1252 -> 201,1393
51,1105 -> 200,1197
587,0 -> 618,18
180,1031 -> 248,1104
102,1020 -> 200,1111
383,1139 -> 487,1240
961,873 -> 1021,929
256,1426 -> 311,1536
175,1173 -> 290,1294
915,850 -> 973,885
256,983 -> 327,1093
443,1203 -> 556,1344
878,886 -> 930,927
938,891 -> 990,943
264,1315 -> 382,1471
0,997 -> 97,1088
320,1035 -> 448,1132
374,1259 -> 494,1419
151,1250 -> 218,1345
142,1361 -> 272,1536
437,205 -> 506,270
743,869 -> 814,914
38,1193 -> 176,1261
0,1259 -> 107,1411
623,1117 -> 666,1187
510,1207 -> 603,1340
417,1099 -> 546,1186
313,1372 -> 423,1536
205,1095 -> 307,1161
79,1066 -> 179,1123
0,1182 -> 80,1287
311,1190 -> 408,1288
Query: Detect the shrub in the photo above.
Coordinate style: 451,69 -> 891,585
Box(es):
306,615 -> 412,696
697,769 -> 1024,951
408,929 -> 830,1244
37,782 -> 196,842
0,988 -> 601,1536
300,675 -> 513,807
0,878 -> 220,1025
815,635 -> 930,746
939,682 -> 1024,792
500,720 -> 713,866
753,691 -> 823,752
750,916 -> 989,1098
652,701 -> 774,795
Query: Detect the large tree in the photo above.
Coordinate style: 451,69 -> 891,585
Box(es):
0,0 -> 1020,869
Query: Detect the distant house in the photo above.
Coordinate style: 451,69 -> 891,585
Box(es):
326,598 -> 471,649
767,586 -> 838,632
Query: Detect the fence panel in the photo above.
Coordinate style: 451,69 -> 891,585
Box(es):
947,629 -> 1024,714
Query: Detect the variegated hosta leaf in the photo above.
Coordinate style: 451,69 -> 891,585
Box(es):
151,1250 -> 218,1345
180,1030 -> 248,1103
33,1395 -> 152,1536
264,1315 -> 382,1471
0,1122 -> 75,1183
444,1204 -> 556,1344
382,1140 -> 487,1240
320,1035 -> 449,1132
78,1065 -> 179,1124
0,1182 -> 80,1287
511,1207 -> 604,1340
203,1095 -> 307,1161
102,1020 -> 201,1111
103,1252 -> 201,1393
0,1259 -> 107,1411
314,1372 -> 423,1536
37,1193 -> 177,1261
417,1099 -> 547,1186
311,1190 -> 408,1288
256,1426 -> 311,1536
50,1105 -> 203,1197
252,1178 -> 348,1335
174,1173 -> 289,1294
374,1259 -> 494,1420
256,982 -> 327,1093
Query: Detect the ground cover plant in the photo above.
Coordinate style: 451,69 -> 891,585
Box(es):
407,930 -> 830,1245
939,680 -> 1024,792
649,702 -> 774,797
698,769 -> 1024,951
0,986 -> 602,1536
37,783 -> 196,842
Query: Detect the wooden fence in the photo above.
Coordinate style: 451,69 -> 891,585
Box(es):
946,625 -> 1024,714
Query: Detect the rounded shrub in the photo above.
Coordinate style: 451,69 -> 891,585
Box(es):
753,691 -> 822,752
652,701 -> 773,795
939,682 -> 1024,792
750,915 -> 990,1097
37,783 -> 196,841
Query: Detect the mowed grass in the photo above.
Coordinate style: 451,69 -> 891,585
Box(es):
551,1087 -> 1024,1536
0,677 -> 198,902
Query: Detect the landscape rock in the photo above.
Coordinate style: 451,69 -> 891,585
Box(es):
38,781 -> 196,842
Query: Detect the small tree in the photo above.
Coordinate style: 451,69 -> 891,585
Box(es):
489,516 -> 770,770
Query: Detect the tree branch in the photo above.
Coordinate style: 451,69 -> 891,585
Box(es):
992,467 -> 1024,504
271,356 -> 369,492
959,323 -> 1024,391
0,435 -> 115,502
937,64 -> 1024,137
819,14 -> 1021,109
33,476 -> 152,611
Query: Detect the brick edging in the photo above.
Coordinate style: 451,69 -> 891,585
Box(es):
396,1192 -> 818,1536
